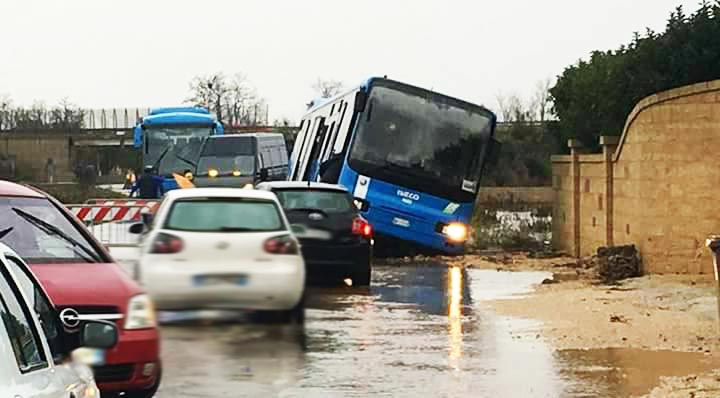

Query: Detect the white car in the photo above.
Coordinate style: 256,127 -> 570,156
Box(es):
131,188 -> 306,323
0,243 -> 119,398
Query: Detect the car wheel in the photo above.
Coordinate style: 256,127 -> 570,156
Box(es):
288,296 -> 305,325
352,268 -> 372,286
253,296 -> 305,325
120,367 -> 162,398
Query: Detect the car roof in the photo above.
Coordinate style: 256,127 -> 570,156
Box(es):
0,180 -> 45,198
165,187 -> 280,201
256,181 -> 349,192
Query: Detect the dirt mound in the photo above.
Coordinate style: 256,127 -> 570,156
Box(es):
595,245 -> 642,283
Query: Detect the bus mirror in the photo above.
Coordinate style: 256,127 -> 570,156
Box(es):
257,168 -> 269,181
355,90 -> 368,113
487,138 -> 501,167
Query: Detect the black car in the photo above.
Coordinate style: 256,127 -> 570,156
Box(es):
256,182 -> 373,286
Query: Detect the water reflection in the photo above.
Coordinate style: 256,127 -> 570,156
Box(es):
448,266 -> 463,369
371,265 -> 473,316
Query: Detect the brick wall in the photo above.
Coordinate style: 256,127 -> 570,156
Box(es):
552,80 -> 720,274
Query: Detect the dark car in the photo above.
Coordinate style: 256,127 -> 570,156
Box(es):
256,182 -> 373,286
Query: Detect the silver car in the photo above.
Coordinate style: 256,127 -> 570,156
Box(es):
0,243 -> 119,398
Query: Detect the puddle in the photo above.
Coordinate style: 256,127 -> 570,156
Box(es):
558,348 -> 720,397
151,263 -> 720,397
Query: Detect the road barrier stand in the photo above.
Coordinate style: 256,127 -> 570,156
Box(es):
66,200 -> 160,247
705,235 -> 720,330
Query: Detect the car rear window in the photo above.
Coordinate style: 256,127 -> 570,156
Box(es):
164,198 -> 285,232
274,189 -> 354,213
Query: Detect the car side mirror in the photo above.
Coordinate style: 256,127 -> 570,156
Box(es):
81,320 -> 118,349
257,168 -> 269,181
141,211 -> 154,226
128,223 -> 145,234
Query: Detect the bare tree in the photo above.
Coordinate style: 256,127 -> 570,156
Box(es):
0,95 -> 11,130
495,93 -> 512,122
225,74 -> 260,126
531,77 -> 554,123
312,78 -> 344,99
50,98 -> 85,130
187,73 -> 231,122
187,72 -> 266,126
496,92 -> 531,122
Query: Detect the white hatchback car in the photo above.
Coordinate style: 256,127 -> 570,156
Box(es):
131,188 -> 306,322
0,243 -> 119,398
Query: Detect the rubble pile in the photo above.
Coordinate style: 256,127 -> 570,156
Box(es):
595,245 -> 642,283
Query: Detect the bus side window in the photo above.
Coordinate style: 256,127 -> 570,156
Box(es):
319,121 -> 336,162
298,117 -> 324,180
291,120 -> 312,180
331,102 -> 350,155
302,119 -> 328,181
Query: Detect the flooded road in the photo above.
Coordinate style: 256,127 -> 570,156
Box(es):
152,265 -> 718,397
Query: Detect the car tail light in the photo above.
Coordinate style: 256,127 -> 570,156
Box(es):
352,217 -> 373,238
264,235 -> 299,255
150,233 -> 184,254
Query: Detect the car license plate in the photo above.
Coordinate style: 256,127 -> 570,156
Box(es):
193,275 -> 248,286
303,228 -> 332,240
292,225 -> 331,240
392,217 -> 410,228
73,347 -> 105,366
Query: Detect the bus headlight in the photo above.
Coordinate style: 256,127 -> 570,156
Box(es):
232,170 -> 241,177
208,168 -> 219,178
443,222 -> 469,243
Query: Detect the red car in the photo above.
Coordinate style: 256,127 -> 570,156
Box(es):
0,180 -> 161,397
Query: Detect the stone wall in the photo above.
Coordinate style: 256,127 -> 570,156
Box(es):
552,80 -> 720,274
0,132 -> 74,181
0,130 -> 136,182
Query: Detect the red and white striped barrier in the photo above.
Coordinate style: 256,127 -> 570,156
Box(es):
85,199 -> 159,207
67,201 -> 160,224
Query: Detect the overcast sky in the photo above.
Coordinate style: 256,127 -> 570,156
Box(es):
0,0 -> 698,122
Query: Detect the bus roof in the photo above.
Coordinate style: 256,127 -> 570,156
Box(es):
303,77 -> 495,117
149,107 -> 210,116
142,111 -> 217,127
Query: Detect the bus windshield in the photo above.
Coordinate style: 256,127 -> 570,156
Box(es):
348,81 -> 493,202
145,126 -> 213,176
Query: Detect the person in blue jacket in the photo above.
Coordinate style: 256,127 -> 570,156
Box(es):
130,166 -> 164,199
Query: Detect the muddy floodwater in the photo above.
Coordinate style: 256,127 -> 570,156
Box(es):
152,266 -> 718,397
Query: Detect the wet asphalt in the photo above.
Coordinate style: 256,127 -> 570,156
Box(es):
135,264 -> 718,398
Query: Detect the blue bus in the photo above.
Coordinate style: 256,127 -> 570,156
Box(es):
133,107 -> 224,192
288,77 -> 498,254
